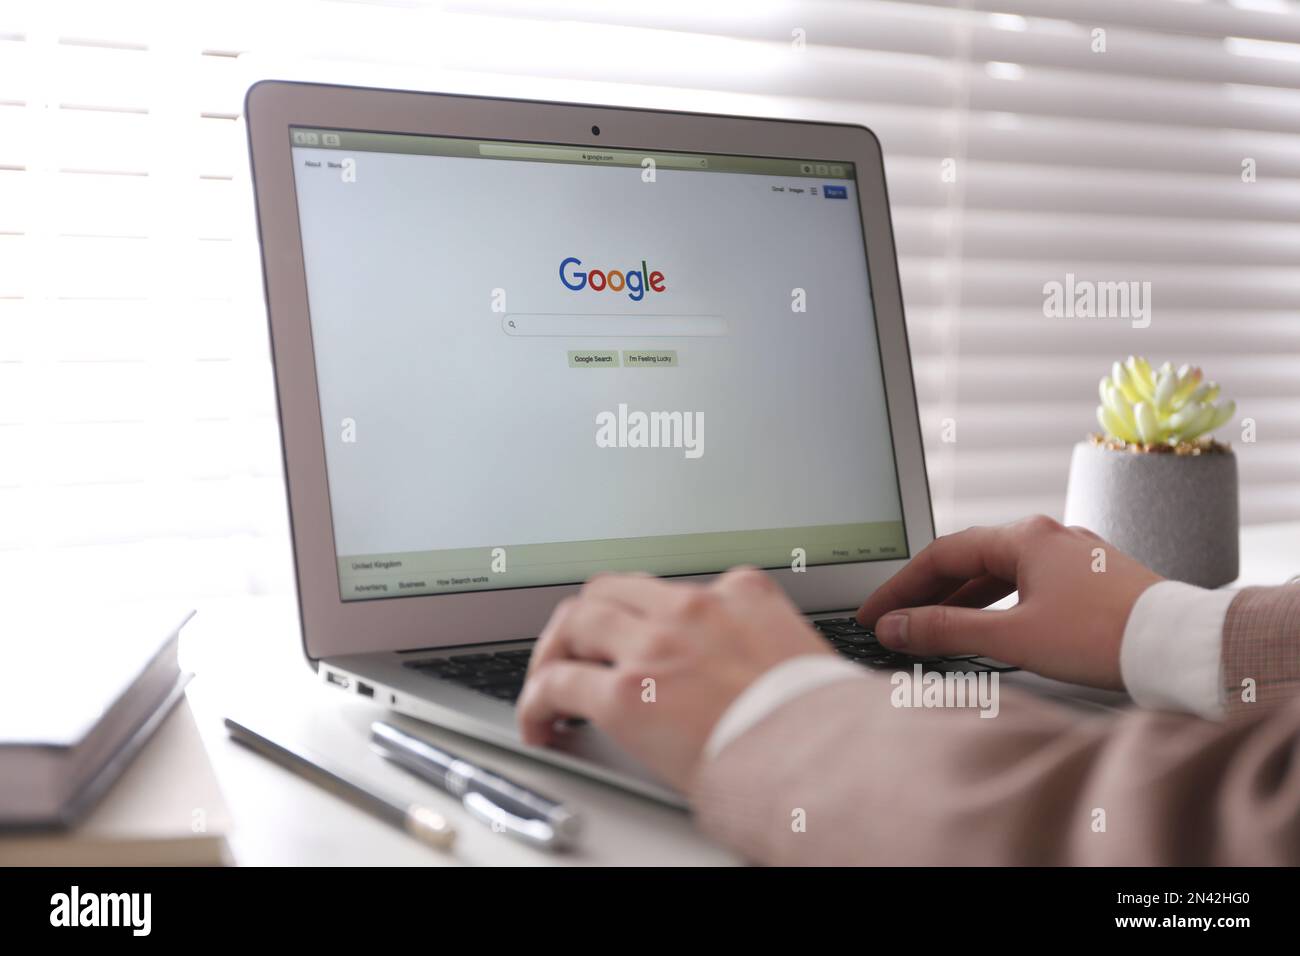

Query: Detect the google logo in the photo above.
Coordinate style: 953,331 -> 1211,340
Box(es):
559,257 -> 666,302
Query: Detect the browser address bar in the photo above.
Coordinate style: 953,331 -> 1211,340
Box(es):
502,314 -> 727,337
479,143 -> 709,169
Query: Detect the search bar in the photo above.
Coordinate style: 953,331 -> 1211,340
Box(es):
503,314 -> 726,337
505,314 -> 726,337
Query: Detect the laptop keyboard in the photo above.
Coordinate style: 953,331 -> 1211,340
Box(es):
404,648 -> 534,702
402,617 -> 1017,706
811,617 -> 1017,672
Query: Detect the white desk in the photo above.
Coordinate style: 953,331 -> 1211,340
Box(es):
181,522 -> 1299,866
181,597 -> 739,866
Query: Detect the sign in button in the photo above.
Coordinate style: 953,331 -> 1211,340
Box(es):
823,185 -> 848,199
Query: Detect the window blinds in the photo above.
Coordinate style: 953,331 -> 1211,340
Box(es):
1,0 -> 1295,601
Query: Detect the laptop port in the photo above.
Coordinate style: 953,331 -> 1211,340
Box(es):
357,681 -> 375,698
324,670 -> 350,690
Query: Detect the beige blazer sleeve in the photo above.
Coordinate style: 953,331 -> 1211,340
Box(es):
1222,583 -> 1300,718
690,586 -> 1300,865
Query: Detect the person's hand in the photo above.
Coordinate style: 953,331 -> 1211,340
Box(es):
856,516 -> 1163,689
518,567 -> 833,790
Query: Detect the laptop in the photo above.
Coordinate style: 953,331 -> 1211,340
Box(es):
245,81 -> 1021,806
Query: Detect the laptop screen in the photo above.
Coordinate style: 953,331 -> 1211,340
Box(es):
287,127 -> 908,601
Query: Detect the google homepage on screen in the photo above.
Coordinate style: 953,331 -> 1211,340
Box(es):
289,129 -> 907,600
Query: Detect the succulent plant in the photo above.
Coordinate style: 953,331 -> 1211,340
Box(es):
1096,356 -> 1235,447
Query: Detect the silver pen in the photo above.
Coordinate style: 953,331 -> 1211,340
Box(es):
370,721 -> 580,851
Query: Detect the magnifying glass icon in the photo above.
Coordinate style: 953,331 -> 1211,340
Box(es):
507,320 -> 517,329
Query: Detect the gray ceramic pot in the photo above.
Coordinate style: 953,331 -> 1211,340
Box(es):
1063,441 -> 1238,588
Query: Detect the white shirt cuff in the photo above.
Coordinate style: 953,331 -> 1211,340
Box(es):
1119,580 -> 1234,720
704,655 -> 866,760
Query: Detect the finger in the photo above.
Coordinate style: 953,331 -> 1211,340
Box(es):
711,565 -> 781,604
941,574 -> 1016,610
875,603 -> 1019,661
527,596 -> 650,679
518,661 -> 617,745
581,572 -> 685,615
856,525 -> 1025,626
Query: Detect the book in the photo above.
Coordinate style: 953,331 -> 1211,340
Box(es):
0,697 -> 231,865
0,605 -> 194,826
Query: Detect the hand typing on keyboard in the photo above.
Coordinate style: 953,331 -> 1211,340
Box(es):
517,516 -> 1162,791
518,567 -> 834,790
857,515 -> 1162,690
